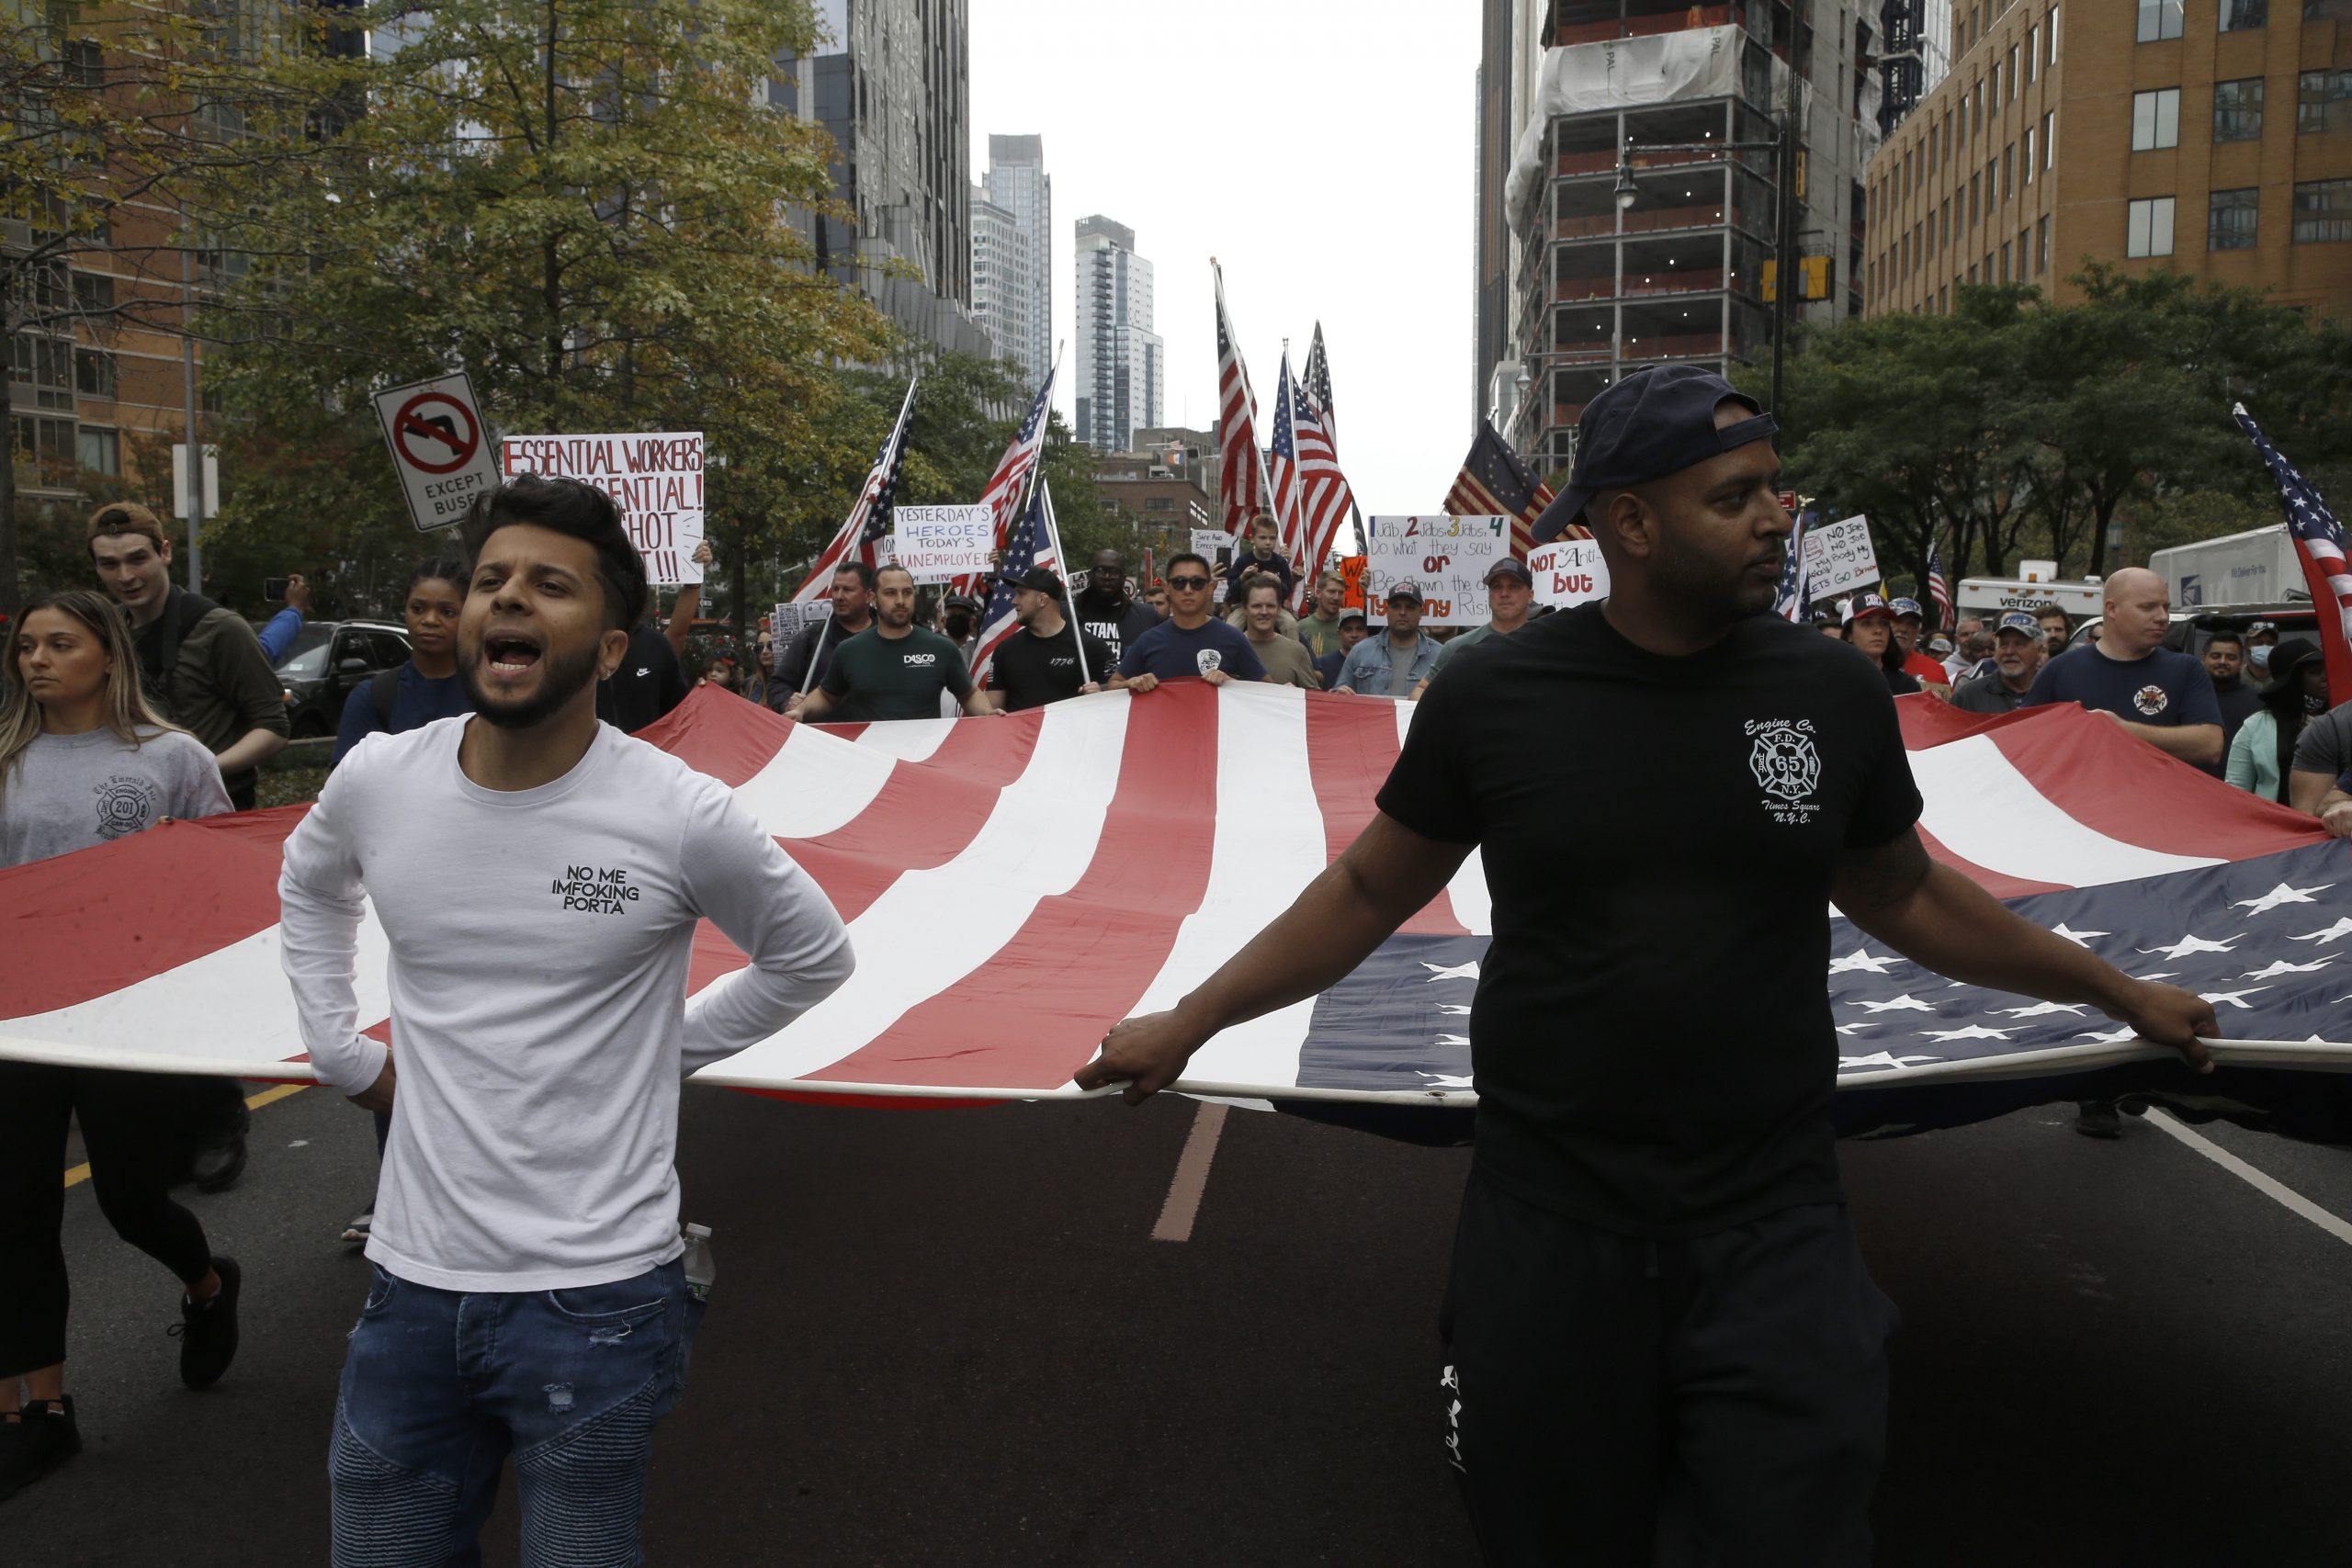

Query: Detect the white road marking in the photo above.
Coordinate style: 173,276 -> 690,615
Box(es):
2145,1110 -> 2352,1249
1151,1101 -> 1231,1243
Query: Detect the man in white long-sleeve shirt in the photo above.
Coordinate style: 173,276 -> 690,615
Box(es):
279,475 -> 853,1566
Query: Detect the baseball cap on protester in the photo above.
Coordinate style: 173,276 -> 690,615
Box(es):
1531,365 -> 1779,544
85,500 -> 168,549
1007,571 -> 1061,599
1841,592 -> 1895,626
1339,609 -> 1368,626
1890,597 -> 1926,620
1996,611 -> 2041,637
1484,558 -> 1534,586
1385,581 -> 1425,605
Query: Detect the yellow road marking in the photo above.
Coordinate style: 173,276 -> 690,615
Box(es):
62,1083 -> 310,1190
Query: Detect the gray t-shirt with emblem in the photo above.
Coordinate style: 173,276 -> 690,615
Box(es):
0,726 -> 231,869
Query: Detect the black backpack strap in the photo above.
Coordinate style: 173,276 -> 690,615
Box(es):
369,668 -> 401,730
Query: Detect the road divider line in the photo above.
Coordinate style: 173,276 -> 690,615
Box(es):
62,1083 -> 310,1190
2146,1109 -> 2352,1249
1151,1102 -> 1230,1243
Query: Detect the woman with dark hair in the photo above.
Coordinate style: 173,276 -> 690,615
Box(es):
2225,641 -> 2329,803
0,592 -> 242,1500
333,558 -> 473,767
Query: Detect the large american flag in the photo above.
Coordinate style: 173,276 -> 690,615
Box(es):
1775,510 -> 1815,621
791,372 -> 918,604
1446,419 -> 1578,558
968,476 -> 1068,690
1925,537 -> 1952,632
2234,401 -> 2352,702
1213,263 -> 1269,538
950,362 -> 1058,600
4,688 -> 2346,1138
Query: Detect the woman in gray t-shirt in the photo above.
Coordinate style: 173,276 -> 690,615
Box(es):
0,591 -> 238,1499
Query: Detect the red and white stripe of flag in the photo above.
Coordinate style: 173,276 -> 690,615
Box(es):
1214,263 -> 1267,539
1291,397 -> 1355,592
791,373 -> 919,604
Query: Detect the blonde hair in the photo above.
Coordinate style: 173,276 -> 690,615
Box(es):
1,591 -> 185,802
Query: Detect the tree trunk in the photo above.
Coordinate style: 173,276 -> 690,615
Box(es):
730,519 -> 748,654
0,321 -> 18,622
2087,492 -> 2117,578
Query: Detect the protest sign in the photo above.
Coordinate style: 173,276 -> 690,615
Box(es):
1800,514 -> 1879,599
889,505 -> 994,582
501,431 -> 706,584
1363,516 -> 1512,626
1191,527 -> 1235,576
768,601 -> 831,674
1528,539 -> 1609,608
374,372 -> 501,534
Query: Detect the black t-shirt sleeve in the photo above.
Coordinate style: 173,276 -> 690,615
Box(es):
2175,659 -> 2222,728
1080,631 -> 1114,681
1844,681 -> 1927,850
1374,682 -> 1482,845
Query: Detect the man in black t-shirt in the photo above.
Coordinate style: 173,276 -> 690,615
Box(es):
986,567 -> 1111,711
1078,365 -> 2219,1567
1070,548 -> 1161,668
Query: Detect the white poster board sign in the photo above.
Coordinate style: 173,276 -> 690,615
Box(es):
768,600 -> 832,672
1190,528 -> 1231,559
1528,539 -> 1610,607
1799,514 -> 1879,600
1363,516 -> 1513,626
501,431 -> 706,584
374,372 -> 502,534
889,505 -> 994,582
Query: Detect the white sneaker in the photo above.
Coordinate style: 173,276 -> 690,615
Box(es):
340,1211 -> 372,1244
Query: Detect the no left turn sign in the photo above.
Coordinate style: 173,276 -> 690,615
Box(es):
373,371 -> 502,533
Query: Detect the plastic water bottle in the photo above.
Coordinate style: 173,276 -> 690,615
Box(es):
681,1223 -> 716,1303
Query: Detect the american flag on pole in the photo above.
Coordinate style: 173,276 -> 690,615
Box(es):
1213,262 -> 1270,539
1264,353 -> 1310,580
1445,420 -> 1577,558
1924,537 -> 1952,633
947,362 -> 1058,598
969,477 -> 1066,690
1775,510 -> 1815,621
6,685 -> 2347,1142
2233,402 -> 2352,703
1300,323 -> 1365,558
1291,386 -> 1359,596
791,372 -> 918,603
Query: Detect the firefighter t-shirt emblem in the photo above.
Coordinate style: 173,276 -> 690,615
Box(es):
1747,718 -> 1822,824
2132,683 -> 2169,717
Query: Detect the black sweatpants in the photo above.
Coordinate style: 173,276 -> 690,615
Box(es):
0,1061 -> 216,1378
1442,1173 -> 1895,1568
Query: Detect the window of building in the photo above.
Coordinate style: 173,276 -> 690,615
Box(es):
1991,62 -> 2001,106
2137,0 -> 2183,39
10,334 -> 73,412
1143,496 -> 1172,513
2213,78 -> 2265,141
2000,241 -> 2012,280
2044,108 -> 2057,167
2208,187 -> 2260,248
1968,174 -> 1979,226
64,39 -> 101,87
2003,144 -> 2015,199
1940,197 -> 1951,245
2007,46 -> 2019,100
1943,108 -> 1954,164
2218,0 -> 2265,28
1973,81 -> 1984,139
2038,214 -> 2051,271
2024,126 -> 2037,181
2028,25 -> 2040,82
2300,70 -> 2352,133
2049,5 -> 2060,62
1968,263 -> 1979,282
1939,285 -> 1951,312
2127,196 -> 2177,255
76,426 -> 119,477
12,415 -> 76,487
73,350 -> 115,399
71,271 -> 113,315
2292,178 -> 2352,241
2132,88 -> 2181,150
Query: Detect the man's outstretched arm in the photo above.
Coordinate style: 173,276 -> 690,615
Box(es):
1074,812 -> 1473,1102
1831,827 -> 2218,1072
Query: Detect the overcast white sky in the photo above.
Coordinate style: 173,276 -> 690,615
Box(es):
968,1 -> 1483,514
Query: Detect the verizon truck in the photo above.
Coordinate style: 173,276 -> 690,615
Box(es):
2150,525 -> 2301,609
1955,561 -> 2106,620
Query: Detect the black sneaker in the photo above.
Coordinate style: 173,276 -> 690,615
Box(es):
2074,1100 -> 2124,1139
191,1100 -> 252,1194
171,1256 -> 241,1389
0,1396 -> 82,1501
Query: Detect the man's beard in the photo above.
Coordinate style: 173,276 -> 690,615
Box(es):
459,636 -> 604,730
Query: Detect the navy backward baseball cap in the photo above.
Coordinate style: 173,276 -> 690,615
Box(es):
1532,366 -> 1778,544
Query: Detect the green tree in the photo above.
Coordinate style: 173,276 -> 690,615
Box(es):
194,0 -> 894,619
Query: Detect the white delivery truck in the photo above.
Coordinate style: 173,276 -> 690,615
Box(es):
1954,570 -> 2106,621
2150,525 -> 2301,608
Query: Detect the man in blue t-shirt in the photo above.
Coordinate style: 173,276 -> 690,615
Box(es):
1113,551 -> 1267,690
2022,568 -> 2221,769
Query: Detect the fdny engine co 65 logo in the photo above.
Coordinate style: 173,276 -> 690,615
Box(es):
1746,718 -> 1822,824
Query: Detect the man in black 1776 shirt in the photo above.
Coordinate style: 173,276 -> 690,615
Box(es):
1079,365 -> 2220,1566
985,568 -> 1111,712
1069,548 -> 1160,669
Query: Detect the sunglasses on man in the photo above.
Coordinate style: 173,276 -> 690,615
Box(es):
1166,575 -> 1212,591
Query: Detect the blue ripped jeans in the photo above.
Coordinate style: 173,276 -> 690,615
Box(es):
328,1258 -> 702,1568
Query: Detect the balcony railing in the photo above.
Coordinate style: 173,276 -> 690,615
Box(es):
1546,6 -> 1744,47
1621,332 -> 1728,359
1557,146 -> 1733,178
1553,266 -> 1726,302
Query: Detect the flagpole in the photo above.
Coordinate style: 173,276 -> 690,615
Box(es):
1033,477 -> 1091,687
800,369 -> 919,694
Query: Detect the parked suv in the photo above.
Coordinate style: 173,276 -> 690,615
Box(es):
275,620 -> 412,739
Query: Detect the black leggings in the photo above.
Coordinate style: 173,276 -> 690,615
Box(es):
0,1062 -> 217,1378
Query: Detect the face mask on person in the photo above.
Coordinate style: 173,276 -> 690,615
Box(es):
2251,645 -> 2273,670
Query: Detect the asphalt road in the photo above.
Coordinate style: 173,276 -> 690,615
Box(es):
15,1084 -> 2352,1566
